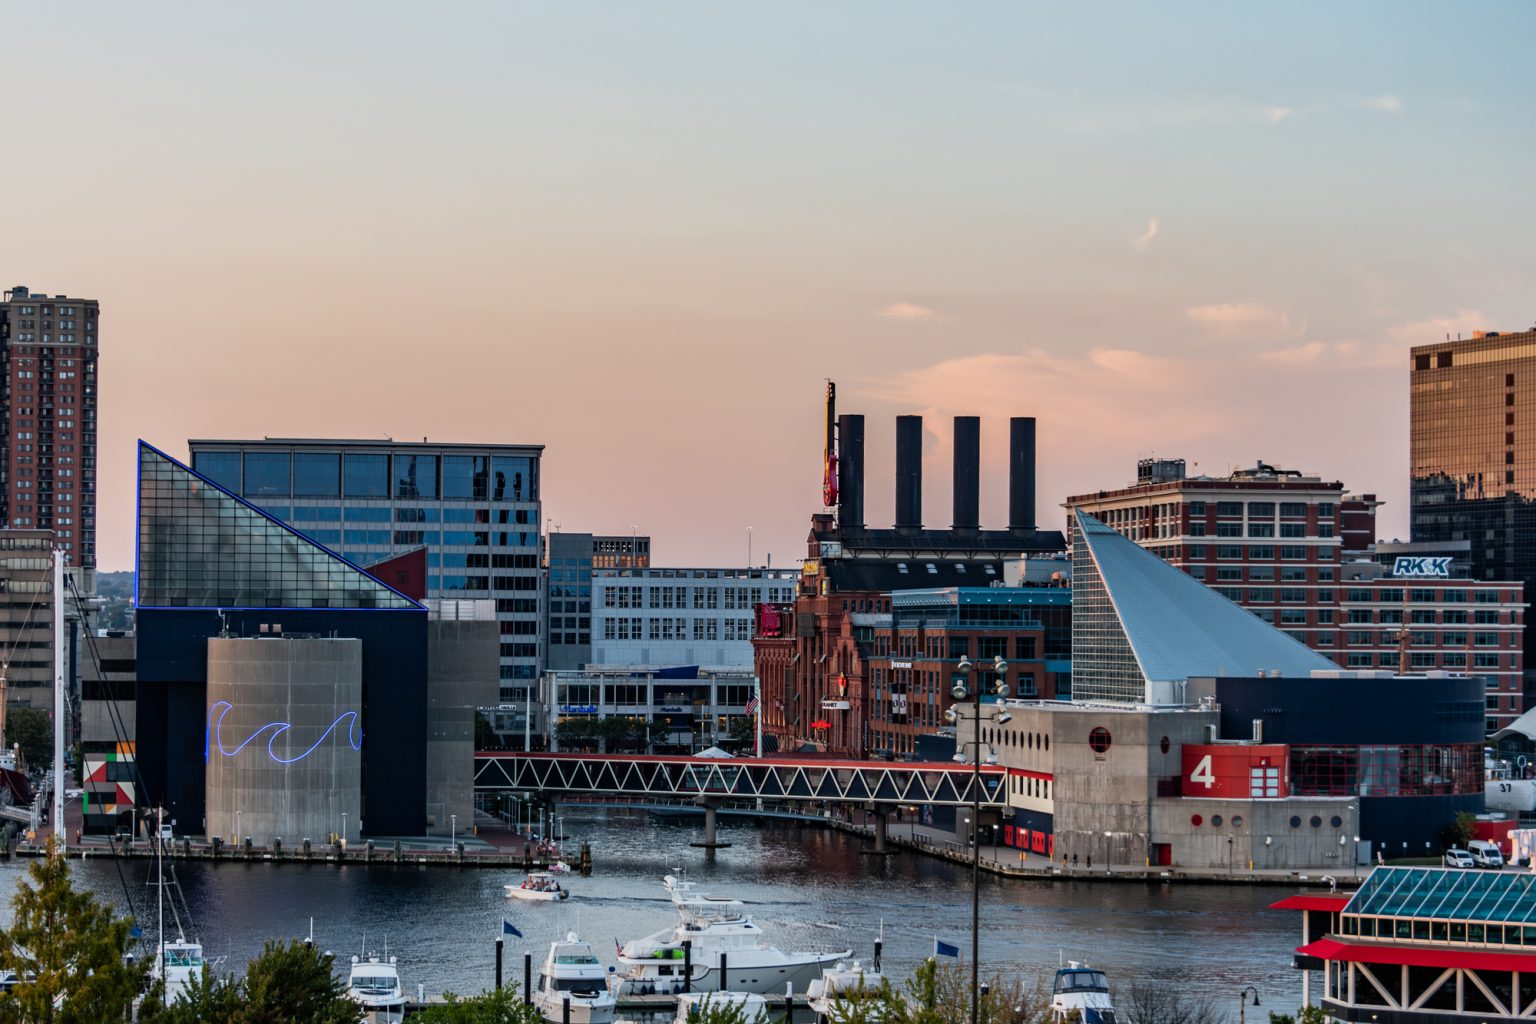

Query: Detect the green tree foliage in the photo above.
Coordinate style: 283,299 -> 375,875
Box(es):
859,958 -> 1050,1024
405,986 -> 545,1023
1268,1007 -> 1332,1024
3,707 -> 52,776
554,717 -> 597,751
726,715 -> 755,749
681,993 -> 772,1024
1439,810 -> 1478,851
139,940 -> 360,1024
596,716 -> 639,752
0,839 -> 147,1023
475,712 -> 498,751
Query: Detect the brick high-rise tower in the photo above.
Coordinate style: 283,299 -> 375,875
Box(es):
0,285 -> 99,572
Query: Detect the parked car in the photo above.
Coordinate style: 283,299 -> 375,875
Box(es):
1468,839 -> 1505,869
1443,848 -> 1476,869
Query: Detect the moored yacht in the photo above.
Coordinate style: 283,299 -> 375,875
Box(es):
807,959 -> 884,1019
533,933 -> 616,1024
673,992 -> 769,1023
347,952 -> 406,1024
1050,962 -> 1116,1024
611,875 -> 850,997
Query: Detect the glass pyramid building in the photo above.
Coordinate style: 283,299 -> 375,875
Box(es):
1071,508 -> 1334,704
136,441 -> 422,610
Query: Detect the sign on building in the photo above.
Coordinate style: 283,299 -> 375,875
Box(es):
1392,556 -> 1452,578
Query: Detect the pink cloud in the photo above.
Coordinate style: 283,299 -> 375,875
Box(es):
1185,302 -> 1291,335
879,302 -> 937,320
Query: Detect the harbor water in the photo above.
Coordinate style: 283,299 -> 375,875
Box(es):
0,808 -> 1306,1013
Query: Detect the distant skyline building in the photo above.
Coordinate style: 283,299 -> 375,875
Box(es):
187,437 -> 542,702
1411,327 -> 1536,678
544,531 -> 652,673
0,285 -> 99,573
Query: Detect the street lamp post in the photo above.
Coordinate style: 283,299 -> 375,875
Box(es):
1238,986 -> 1261,1024
451,813 -> 457,848
341,811 -> 347,846
949,654 -> 1009,1024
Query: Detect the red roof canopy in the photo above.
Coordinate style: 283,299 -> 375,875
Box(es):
1270,894 -> 1351,912
1299,937 -> 1536,973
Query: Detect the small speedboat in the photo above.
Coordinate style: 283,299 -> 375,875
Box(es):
807,959 -> 884,1019
507,871 -> 570,902
673,992 -> 769,1024
1051,962 -> 1116,1024
533,933 -> 616,1024
347,952 -> 406,1024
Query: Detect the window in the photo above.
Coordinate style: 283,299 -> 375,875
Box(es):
492,456 -> 537,501
1247,501 -> 1275,517
1216,502 -> 1243,517
1218,545 -> 1242,560
1187,501 -> 1206,516
1216,522 -> 1243,537
1317,503 -> 1335,518
293,452 -> 340,497
1279,502 -> 1307,518
1281,546 -> 1307,560
1249,522 -> 1275,537
241,452 -> 290,498
442,455 -> 490,500
1249,545 -> 1274,560
343,453 -> 388,497
394,454 -> 438,499
1280,523 -> 1307,538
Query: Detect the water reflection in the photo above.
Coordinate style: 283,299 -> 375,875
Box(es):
0,809 -> 1304,1011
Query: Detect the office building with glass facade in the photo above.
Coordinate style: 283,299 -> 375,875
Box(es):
187,438 -> 543,700
1412,328 -> 1536,689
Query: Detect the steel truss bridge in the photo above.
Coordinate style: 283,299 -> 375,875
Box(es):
473,752 -> 1007,809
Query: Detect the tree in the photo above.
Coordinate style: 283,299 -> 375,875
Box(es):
1118,981 -> 1220,1024
869,958 -> 1050,1024
0,838 -> 147,1023
1268,1008 -> 1331,1024
141,940 -> 362,1023
475,712 -> 499,751
412,988 -> 551,1023
236,940 -> 360,1023
554,717 -> 597,752
680,994 -> 773,1024
1440,810 -> 1478,852
3,707 -> 51,775
597,716 -> 637,752
726,715 -> 755,750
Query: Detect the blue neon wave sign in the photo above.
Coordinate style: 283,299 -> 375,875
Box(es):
205,701 -> 363,764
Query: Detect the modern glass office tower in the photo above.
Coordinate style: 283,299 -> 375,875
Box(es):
188,438 -> 542,699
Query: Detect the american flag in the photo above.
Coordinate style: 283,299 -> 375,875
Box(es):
744,693 -> 761,715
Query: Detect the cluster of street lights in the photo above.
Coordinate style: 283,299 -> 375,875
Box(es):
945,654 -> 1009,1024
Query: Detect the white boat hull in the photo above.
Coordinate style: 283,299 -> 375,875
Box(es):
507,886 -> 569,901
534,995 -> 615,1024
615,949 -> 851,996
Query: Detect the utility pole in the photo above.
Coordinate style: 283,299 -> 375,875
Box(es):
52,548 -> 65,855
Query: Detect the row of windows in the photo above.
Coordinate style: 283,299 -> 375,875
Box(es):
193,450 -> 539,502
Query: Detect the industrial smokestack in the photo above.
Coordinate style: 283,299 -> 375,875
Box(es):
952,416 -> 979,531
837,414 -> 865,529
1009,417 -> 1036,531
895,415 -> 923,530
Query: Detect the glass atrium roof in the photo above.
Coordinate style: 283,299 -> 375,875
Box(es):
1073,510 -> 1335,690
1346,867 -> 1536,923
136,441 -> 422,610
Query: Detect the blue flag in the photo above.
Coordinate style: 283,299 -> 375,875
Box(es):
502,919 -> 523,938
934,938 -> 960,959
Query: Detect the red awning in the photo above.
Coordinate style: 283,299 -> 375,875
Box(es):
1299,937 -> 1536,973
1270,895 -> 1351,912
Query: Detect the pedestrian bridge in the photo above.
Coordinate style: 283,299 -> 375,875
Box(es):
473,752 -> 1007,809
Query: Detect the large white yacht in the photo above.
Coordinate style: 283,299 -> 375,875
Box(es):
1050,962 -> 1116,1024
611,875 -> 850,997
533,933 -> 616,1024
346,952 -> 406,1024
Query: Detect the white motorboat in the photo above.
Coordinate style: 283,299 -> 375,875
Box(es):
807,959 -> 885,1019
673,992 -> 769,1024
347,952 -> 406,1024
533,933 -> 616,1024
507,871 -> 570,902
153,938 -> 206,1006
1050,962 -> 1116,1024
611,875 -> 850,997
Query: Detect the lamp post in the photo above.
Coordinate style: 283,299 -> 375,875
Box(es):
949,654 -> 1009,1024
341,811 -> 347,845
1238,985 -> 1261,1024
451,813 -> 457,848
1353,835 -> 1361,881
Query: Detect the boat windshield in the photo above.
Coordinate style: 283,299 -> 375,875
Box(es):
352,975 -> 397,995
551,978 -> 604,993
164,947 -> 203,968
554,954 -> 599,965
1055,970 -> 1109,994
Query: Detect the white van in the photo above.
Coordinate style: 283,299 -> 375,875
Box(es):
1468,839 -> 1505,869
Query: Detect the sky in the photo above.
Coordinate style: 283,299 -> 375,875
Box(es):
4,2 -> 1535,572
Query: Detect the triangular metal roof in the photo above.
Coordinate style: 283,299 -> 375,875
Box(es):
1072,509 -> 1333,702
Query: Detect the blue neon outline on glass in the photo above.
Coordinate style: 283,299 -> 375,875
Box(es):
206,700 -> 362,765
134,440 -> 427,612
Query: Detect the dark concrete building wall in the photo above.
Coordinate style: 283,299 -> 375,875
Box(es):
426,619 -> 499,833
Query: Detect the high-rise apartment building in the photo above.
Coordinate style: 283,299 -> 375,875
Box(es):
545,532 -> 652,672
0,286 -> 99,572
187,438 -> 542,700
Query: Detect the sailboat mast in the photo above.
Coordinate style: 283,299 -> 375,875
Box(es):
51,547 -> 65,856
